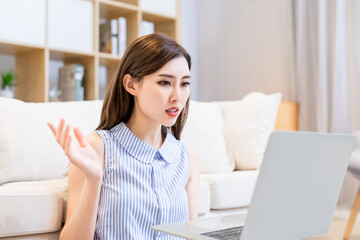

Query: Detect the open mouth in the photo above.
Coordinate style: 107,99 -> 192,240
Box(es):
166,109 -> 178,113
166,107 -> 180,116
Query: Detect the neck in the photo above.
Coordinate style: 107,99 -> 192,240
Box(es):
125,109 -> 164,149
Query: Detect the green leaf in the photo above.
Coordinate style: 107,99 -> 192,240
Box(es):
1,69 -> 17,89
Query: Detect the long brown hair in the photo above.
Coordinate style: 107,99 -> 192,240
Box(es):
96,33 -> 191,140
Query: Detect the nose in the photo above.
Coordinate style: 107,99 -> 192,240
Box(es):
170,85 -> 181,103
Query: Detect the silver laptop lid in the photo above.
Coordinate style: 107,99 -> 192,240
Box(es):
241,131 -> 355,240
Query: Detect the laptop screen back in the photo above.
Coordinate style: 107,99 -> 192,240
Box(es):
241,131 -> 355,240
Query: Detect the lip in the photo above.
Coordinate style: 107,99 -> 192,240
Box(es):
165,107 -> 180,117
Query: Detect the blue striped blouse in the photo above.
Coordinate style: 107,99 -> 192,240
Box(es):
94,122 -> 189,239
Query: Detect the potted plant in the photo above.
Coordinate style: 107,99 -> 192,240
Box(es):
0,69 -> 17,98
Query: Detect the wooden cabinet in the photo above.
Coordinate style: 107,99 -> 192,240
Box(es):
0,0 -> 46,46
48,0 -> 94,53
0,0 -> 180,102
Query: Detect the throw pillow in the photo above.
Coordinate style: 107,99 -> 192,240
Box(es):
181,100 -> 235,173
220,92 -> 282,170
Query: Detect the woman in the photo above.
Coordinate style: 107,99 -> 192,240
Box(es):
47,33 -> 199,239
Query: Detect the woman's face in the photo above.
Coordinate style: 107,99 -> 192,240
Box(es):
134,56 -> 191,127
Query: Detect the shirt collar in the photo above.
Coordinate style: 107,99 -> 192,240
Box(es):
112,122 -> 181,164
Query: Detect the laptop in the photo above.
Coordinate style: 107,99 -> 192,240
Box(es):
152,131 -> 356,240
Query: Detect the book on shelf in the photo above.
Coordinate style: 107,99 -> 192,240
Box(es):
59,64 -> 84,102
141,20 -> 155,37
99,17 -> 127,57
118,17 -> 127,57
99,19 -> 112,54
111,19 -> 118,55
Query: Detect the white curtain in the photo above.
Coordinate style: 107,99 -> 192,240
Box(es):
292,0 -> 360,214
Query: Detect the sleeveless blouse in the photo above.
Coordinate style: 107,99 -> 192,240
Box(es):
94,122 -> 189,239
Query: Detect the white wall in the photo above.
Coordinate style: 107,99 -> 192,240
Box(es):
180,0 -> 199,100
194,0 -> 295,101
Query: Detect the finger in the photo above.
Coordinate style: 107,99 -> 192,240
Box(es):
73,127 -> 88,148
64,135 -> 72,156
46,122 -> 57,137
56,118 -> 65,143
61,125 -> 71,149
64,136 -> 83,170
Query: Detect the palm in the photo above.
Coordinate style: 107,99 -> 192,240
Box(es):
47,119 -> 103,180
67,142 -> 102,179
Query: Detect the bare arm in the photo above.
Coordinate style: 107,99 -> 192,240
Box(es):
185,145 -> 200,220
60,133 -> 104,240
47,120 -> 105,240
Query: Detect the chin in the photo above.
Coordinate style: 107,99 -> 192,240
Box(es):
162,119 -> 178,128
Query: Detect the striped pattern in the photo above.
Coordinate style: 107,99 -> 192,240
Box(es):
94,122 -> 189,239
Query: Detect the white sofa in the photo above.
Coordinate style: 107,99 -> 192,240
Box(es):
0,92 -> 282,238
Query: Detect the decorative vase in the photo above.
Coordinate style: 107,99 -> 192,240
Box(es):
0,86 -> 14,99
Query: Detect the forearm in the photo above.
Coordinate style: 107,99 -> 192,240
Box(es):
186,175 -> 199,220
187,184 -> 199,220
186,145 -> 200,220
60,179 -> 102,240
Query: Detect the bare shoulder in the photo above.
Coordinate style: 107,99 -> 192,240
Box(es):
185,144 -> 199,168
186,144 -> 198,158
85,132 -> 104,157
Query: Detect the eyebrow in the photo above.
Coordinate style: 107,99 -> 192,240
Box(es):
158,74 -> 191,79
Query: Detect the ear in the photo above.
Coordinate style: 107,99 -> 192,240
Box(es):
123,74 -> 138,96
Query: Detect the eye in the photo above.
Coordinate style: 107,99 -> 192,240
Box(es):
182,82 -> 191,87
158,80 -> 171,86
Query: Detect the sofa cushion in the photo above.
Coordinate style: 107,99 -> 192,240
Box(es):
198,180 -> 210,215
220,92 -> 281,170
201,170 -> 259,209
2,178 -> 68,223
0,184 -> 63,237
0,97 -> 103,184
182,101 -> 234,173
0,230 -> 61,239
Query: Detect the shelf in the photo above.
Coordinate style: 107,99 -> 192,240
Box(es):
99,52 -> 122,66
99,0 -> 138,19
0,41 -> 45,55
99,0 -> 138,7
49,49 -> 97,101
49,48 -> 95,61
98,52 -> 120,98
99,1 -> 140,52
0,41 -> 47,102
142,11 -> 176,22
141,11 -> 176,40
1,0 -> 179,102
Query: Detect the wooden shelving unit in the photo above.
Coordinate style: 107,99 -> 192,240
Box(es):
0,0 -> 180,102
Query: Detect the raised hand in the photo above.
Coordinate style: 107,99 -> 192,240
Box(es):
47,118 -> 103,181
